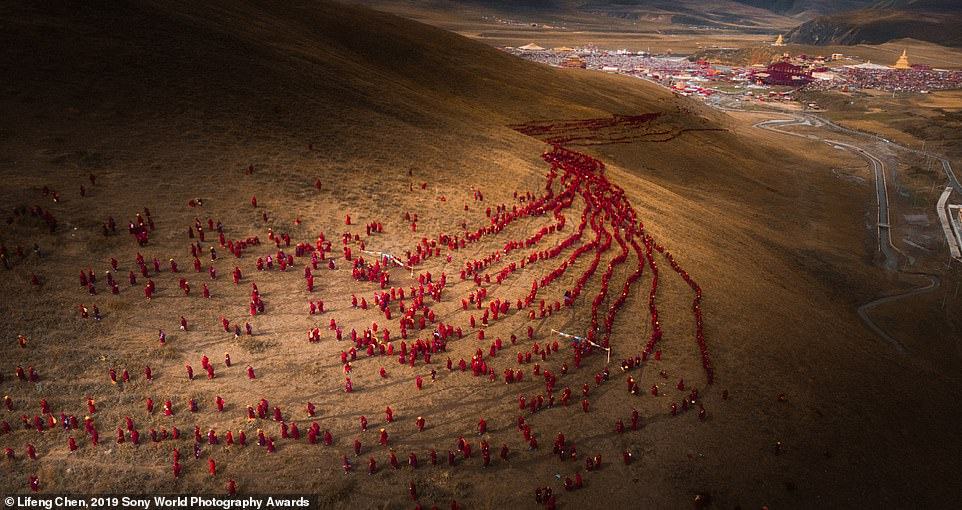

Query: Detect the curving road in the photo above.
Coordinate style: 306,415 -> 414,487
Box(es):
855,273 -> 939,354
812,115 -> 961,193
749,111 -> 944,354
753,117 -> 902,268
826,140 -> 909,269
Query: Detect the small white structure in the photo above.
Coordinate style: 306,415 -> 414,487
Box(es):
845,62 -> 891,70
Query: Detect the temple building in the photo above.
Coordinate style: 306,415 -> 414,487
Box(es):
893,50 -> 911,70
560,56 -> 587,69
757,61 -> 813,86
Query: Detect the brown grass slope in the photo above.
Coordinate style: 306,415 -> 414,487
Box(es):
786,2 -> 962,47
351,0 -> 797,31
733,0 -> 874,16
0,1 -> 960,508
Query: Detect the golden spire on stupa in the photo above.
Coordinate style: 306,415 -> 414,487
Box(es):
774,34 -> 785,46
893,49 -> 910,69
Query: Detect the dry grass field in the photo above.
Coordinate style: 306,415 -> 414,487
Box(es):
798,89 -> 962,165
347,0 -> 962,68
344,0 -> 787,54
1,1 -> 960,508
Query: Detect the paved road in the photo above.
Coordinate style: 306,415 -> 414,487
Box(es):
807,114 -> 961,193
753,117 -> 901,269
734,107 -> 960,192
937,188 -> 962,260
855,273 -> 938,354
828,140 -> 902,270
808,113 -> 962,263
748,111 -> 942,354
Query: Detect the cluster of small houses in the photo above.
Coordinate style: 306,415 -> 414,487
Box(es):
506,44 -> 962,96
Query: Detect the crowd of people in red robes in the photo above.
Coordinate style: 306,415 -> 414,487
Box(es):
1,140 -> 716,507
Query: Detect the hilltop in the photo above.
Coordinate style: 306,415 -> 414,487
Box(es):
786,0 -> 962,47
349,0 -> 800,32
733,0 -> 874,17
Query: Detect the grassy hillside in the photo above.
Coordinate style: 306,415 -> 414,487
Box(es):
734,0 -> 874,16
786,2 -> 962,47
0,1 -> 960,508
350,0 -> 799,31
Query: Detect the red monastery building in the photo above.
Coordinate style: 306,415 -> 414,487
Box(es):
756,61 -> 813,86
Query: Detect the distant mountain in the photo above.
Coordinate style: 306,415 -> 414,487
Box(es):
867,0 -> 958,9
786,0 -> 962,47
575,0 -> 795,30
732,1 -> 874,16
474,0 -> 876,18
355,0 -> 801,30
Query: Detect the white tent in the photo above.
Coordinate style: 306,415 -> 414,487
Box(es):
845,62 -> 891,70
518,43 -> 546,51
